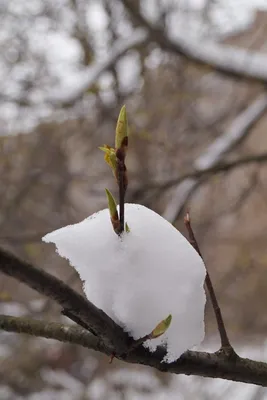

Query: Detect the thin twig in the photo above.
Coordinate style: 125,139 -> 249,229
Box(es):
62,309 -> 97,335
116,139 -> 128,234
118,156 -> 125,233
184,212 -> 234,353
124,333 -> 151,356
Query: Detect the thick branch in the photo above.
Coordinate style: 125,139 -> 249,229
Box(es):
121,0 -> 267,83
0,248 -> 129,352
2,314 -> 267,386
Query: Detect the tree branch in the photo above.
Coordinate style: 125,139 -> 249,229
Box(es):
0,248 -> 130,353
120,0 -> 267,84
2,314 -> 267,386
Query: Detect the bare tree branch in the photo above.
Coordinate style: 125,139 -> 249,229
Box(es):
2,314 -> 267,386
120,0 -> 267,83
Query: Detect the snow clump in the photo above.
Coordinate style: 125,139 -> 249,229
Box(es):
43,204 -> 206,362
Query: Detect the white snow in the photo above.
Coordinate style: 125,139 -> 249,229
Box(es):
43,203 -> 206,362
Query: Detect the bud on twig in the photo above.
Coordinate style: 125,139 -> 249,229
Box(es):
105,189 -> 120,234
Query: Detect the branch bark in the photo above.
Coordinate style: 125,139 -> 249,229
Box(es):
2,314 -> 267,386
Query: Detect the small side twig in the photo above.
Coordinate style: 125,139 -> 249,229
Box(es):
126,333 -> 151,355
184,212 -> 234,355
62,309 -> 97,335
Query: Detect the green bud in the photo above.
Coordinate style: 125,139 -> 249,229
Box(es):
105,189 -> 118,219
99,146 -> 117,174
105,189 -> 120,234
115,105 -> 128,149
151,314 -> 172,339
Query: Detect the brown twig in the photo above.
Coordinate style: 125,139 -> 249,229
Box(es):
116,137 -> 128,234
124,333 -> 151,356
62,309 -> 97,335
184,212 -> 234,354
117,155 -> 125,233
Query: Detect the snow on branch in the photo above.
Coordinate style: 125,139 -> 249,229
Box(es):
43,107 -> 206,363
43,204 -> 207,363
2,106 -> 267,386
162,94 -> 267,222
121,0 -> 267,83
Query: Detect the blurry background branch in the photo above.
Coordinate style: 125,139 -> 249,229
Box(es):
46,30 -> 148,107
162,93 -> 267,222
146,152 -> 267,201
120,0 -> 267,83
